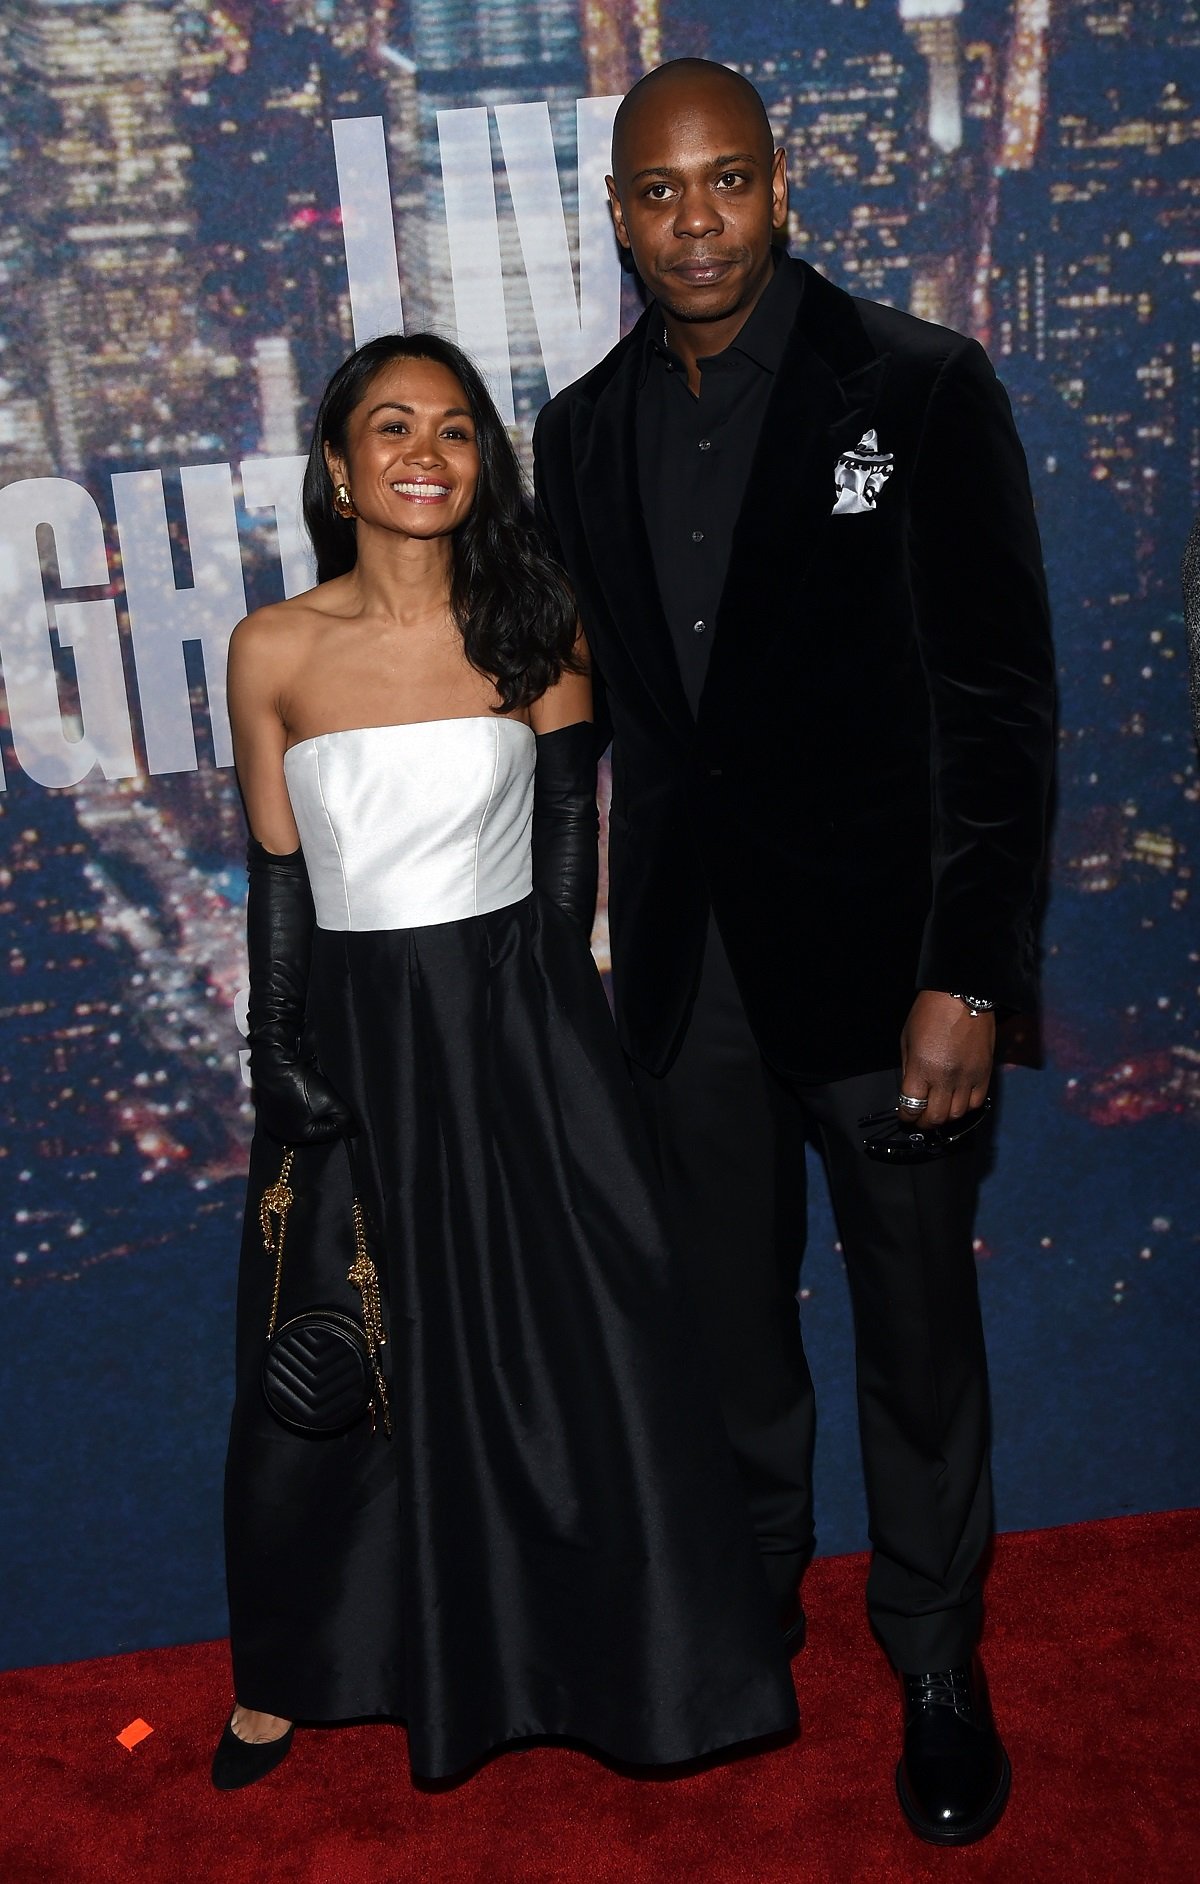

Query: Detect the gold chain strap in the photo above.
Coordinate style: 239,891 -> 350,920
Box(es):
260,1149 -> 295,1341
348,1193 -> 392,1437
260,1145 -> 392,1438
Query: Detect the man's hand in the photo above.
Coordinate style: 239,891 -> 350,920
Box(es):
899,992 -> 995,1128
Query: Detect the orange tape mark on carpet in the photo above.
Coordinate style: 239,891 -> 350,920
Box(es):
115,1719 -> 153,1752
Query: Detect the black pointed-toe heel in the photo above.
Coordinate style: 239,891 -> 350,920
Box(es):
211,1711 -> 295,1791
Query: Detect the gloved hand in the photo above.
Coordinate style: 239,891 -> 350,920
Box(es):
245,838 -> 354,1143
531,721 -> 600,938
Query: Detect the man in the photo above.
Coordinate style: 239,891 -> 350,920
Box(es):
533,59 -> 1054,1845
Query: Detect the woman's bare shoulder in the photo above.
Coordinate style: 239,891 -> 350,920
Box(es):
230,580 -> 351,663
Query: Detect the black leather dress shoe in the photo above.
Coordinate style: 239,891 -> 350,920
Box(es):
211,1712 -> 295,1791
895,1660 -> 1010,1845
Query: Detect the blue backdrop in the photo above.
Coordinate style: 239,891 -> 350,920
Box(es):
1,0 -> 1197,1670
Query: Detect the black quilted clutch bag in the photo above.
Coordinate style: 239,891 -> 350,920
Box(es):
258,1146 -> 392,1439
262,1309 -> 374,1436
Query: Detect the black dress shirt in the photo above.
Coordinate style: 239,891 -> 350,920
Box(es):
635,254 -> 803,714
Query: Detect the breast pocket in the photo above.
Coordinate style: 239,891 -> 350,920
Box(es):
831,429 -> 895,517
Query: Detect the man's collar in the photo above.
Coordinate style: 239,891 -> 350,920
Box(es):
726,249 -> 803,370
641,249 -> 802,383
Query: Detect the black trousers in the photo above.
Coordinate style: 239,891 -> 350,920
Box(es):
629,918 -> 993,1672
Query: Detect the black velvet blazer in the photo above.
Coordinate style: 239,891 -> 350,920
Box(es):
533,257 -> 1056,1081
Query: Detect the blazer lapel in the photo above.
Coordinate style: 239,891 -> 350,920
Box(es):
573,323 -> 695,746
697,265 -> 889,727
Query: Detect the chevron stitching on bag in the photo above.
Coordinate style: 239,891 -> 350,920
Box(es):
265,1315 -> 372,1426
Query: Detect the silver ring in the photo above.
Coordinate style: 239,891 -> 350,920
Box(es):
897,1094 -> 928,1113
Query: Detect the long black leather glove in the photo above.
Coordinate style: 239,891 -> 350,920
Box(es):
531,721 -> 600,938
245,837 -> 354,1143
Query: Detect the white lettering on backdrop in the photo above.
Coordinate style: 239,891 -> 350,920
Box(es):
331,115 -> 406,344
240,456 -> 315,600
113,463 -> 247,775
0,478 -> 136,790
0,96 -> 620,788
493,99 -> 622,396
438,106 -> 514,420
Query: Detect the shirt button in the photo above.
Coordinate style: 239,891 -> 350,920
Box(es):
692,619 -> 707,635
698,438 -> 711,451
691,529 -> 705,542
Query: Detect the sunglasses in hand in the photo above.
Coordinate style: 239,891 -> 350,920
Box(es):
858,1095 -> 993,1164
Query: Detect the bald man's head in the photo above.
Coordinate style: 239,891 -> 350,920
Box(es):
611,60 -> 775,189
605,60 -> 787,339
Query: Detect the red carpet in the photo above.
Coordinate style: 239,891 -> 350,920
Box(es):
5,1510 -> 1198,1883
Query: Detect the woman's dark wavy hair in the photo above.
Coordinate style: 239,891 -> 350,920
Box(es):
302,332 -> 581,713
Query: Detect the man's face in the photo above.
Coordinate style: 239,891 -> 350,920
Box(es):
607,77 -> 787,328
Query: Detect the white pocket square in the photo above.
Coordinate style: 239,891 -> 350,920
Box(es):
832,430 -> 893,515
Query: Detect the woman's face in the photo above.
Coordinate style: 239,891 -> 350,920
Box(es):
326,354 -> 481,543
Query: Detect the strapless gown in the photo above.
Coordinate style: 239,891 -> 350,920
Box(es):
223,718 -> 796,1779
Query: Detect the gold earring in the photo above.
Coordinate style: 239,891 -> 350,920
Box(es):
333,482 -> 356,519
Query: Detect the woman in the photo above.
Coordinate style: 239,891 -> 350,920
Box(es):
215,333 -> 796,1789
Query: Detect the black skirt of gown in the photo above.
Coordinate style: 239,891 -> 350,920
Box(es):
224,891 -> 797,1778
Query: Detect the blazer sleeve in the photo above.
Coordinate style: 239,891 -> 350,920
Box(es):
532,405 -> 565,563
532,403 -> 612,759
907,337 -> 1056,1011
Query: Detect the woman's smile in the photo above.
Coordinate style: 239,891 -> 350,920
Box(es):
390,478 -> 453,502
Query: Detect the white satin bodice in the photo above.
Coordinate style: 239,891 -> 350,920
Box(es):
283,718 -> 534,931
